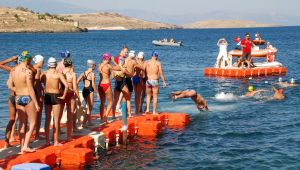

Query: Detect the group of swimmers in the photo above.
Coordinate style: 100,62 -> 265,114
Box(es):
0,46 -> 167,153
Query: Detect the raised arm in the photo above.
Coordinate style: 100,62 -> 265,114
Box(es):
26,69 -> 39,111
158,62 -> 166,87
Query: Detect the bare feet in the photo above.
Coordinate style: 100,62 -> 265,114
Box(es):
21,147 -> 36,154
54,142 -> 63,146
4,142 -> 13,148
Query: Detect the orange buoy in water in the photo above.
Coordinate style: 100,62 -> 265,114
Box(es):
60,148 -> 94,168
164,113 -> 190,126
137,121 -> 163,137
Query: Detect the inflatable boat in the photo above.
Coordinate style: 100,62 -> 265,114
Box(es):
152,40 -> 182,46
229,48 -> 277,58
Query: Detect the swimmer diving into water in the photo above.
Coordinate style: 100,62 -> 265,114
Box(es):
170,90 -> 209,111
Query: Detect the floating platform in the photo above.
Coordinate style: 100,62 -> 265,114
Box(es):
0,112 -> 190,169
204,67 -> 287,77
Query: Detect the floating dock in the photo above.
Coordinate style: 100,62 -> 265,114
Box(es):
0,112 -> 190,170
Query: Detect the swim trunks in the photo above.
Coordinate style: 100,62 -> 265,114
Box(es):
146,80 -> 159,88
98,83 -> 111,93
115,78 -> 126,92
132,76 -> 141,85
8,95 -> 16,105
16,96 -> 32,106
125,77 -> 133,92
242,52 -> 251,61
44,93 -> 61,105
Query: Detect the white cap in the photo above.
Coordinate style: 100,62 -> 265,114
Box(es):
87,59 -> 95,67
278,77 -> 282,82
129,50 -> 135,57
291,78 -> 295,84
33,55 -> 44,64
137,52 -> 144,59
48,57 -> 57,67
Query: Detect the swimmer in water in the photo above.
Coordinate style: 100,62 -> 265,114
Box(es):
170,90 -> 209,111
244,85 -> 268,97
272,86 -> 285,100
274,78 -> 297,88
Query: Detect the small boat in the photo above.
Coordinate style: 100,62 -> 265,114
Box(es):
229,48 -> 277,58
253,39 -> 266,45
152,40 -> 182,47
254,61 -> 283,68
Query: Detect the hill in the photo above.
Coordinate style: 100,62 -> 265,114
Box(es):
183,20 -> 280,29
61,12 -> 179,30
0,6 -> 83,32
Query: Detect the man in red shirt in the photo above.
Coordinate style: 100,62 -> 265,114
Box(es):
114,45 -> 128,64
240,33 -> 253,68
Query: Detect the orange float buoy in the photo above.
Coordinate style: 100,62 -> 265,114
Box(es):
137,121 -> 163,137
165,113 -> 190,126
60,148 -> 94,168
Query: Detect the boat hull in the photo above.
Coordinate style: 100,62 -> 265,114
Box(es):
152,40 -> 182,46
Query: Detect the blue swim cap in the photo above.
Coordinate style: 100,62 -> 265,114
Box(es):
60,50 -> 70,58
152,51 -> 158,57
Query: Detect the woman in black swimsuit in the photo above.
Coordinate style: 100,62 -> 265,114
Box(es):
77,60 -> 98,126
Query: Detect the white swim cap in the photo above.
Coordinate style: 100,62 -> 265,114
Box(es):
128,50 -> 135,58
137,52 -> 144,59
278,77 -> 282,82
48,57 -> 57,67
87,59 -> 95,67
291,78 -> 295,84
33,55 -> 44,64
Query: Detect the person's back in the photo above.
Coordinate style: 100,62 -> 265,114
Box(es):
145,59 -> 160,80
43,70 -> 62,94
11,64 -> 30,95
99,63 -> 111,84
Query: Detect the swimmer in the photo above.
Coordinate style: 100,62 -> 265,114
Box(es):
244,85 -> 268,97
170,90 -> 208,111
7,51 -> 39,153
41,57 -> 68,146
274,78 -> 297,88
144,51 -> 167,115
272,86 -> 285,100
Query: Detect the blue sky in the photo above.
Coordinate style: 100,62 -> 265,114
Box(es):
0,0 -> 299,25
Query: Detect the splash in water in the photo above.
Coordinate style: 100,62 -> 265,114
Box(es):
214,92 -> 238,102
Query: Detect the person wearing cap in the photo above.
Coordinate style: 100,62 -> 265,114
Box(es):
272,86 -> 285,100
144,51 -> 167,115
61,57 -> 81,141
244,85 -> 268,97
32,55 -> 44,140
41,57 -> 68,146
170,90 -> 209,111
0,55 -> 19,148
77,59 -> 98,126
132,51 -> 145,114
56,50 -> 70,73
98,53 -> 123,122
7,51 -> 39,153
274,78 -> 298,88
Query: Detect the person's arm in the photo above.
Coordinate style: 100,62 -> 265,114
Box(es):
58,73 -> 68,99
158,62 -> 167,88
7,72 -> 16,92
272,86 -> 278,93
134,61 -> 144,70
92,73 -> 99,99
72,73 -> 81,105
26,69 -> 39,111
0,56 -> 18,65
76,72 -> 84,85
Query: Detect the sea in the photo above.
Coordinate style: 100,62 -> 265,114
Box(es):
0,26 -> 300,169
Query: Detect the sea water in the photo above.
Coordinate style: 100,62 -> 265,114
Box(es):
0,26 -> 300,169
